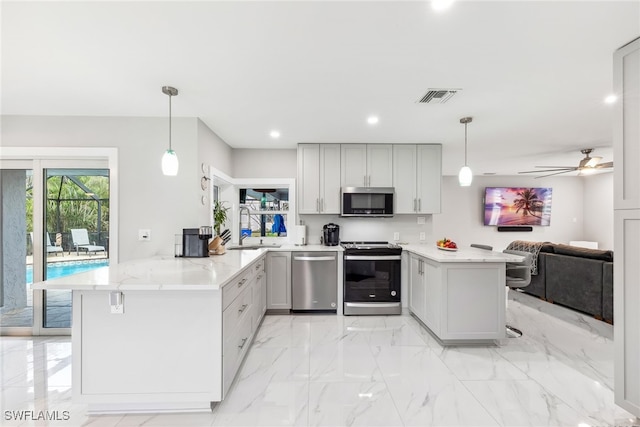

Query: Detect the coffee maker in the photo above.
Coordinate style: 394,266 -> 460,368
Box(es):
322,223 -> 340,246
182,226 -> 212,257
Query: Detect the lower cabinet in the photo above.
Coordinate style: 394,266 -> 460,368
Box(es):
252,258 -> 267,330
409,254 -> 426,320
408,253 -> 505,343
266,251 -> 291,310
222,257 -> 266,398
71,255 -> 268,411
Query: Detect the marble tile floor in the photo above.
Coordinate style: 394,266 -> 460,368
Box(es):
1,292 -> 639,427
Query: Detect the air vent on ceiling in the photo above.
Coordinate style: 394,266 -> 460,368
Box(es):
417,89 -> 460,104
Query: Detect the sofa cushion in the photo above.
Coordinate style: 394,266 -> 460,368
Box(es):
548,243 -> 613,262
545,254 -> 603,317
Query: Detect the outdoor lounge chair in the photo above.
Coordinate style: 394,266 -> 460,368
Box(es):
46,232 -> 63,256
29,232 -> 63,256
70,228 -> 105,256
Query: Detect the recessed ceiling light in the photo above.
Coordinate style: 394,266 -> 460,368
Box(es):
269,130 -> 280,138
432,0 -> 455,12
367,116 -> 379,125
604,94 -> 618,104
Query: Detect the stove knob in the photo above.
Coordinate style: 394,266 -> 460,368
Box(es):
391,291 -> 397,297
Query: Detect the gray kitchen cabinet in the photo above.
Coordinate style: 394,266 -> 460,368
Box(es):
266,251 -> 291,310
393,144 -> 442,214
409,253 -> 426,321
341,144 -> 393,188
252,258 -> 267,330
614,37 -> 640,417
297,144 -> 341,214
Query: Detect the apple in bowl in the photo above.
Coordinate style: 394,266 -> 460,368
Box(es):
436,238 -> 457,249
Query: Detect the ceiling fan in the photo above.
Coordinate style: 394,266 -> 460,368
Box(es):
519,148 -> 614,178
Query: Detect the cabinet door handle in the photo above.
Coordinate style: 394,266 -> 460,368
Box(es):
364,175 -> 367,186
413,199 -> 417,212
418,199 -> 421,212
316,198 -> 319,212
238,337 -> 248,349
238,304 -> 248,314
237,278 -> 247,288
320,198 -> 324,212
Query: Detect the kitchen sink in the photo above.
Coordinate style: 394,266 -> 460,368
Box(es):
227,244 -> 282,250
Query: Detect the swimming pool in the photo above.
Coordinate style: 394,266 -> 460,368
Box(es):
26,260 -> 110,284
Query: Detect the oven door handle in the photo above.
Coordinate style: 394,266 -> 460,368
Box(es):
344,255 -> 401,261
345,302 -> 401,308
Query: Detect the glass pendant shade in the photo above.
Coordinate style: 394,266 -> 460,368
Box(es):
162,149 -> 179,176
459,116 -> 473,187
458,165 -> 473,186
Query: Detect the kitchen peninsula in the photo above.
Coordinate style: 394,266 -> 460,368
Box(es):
403,245 -> 523,345
32,249 -> 270,413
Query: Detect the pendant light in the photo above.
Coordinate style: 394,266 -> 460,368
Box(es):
161,86 -> 179,176
458,116 -> 473,187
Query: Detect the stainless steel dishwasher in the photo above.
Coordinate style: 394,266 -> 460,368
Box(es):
291,252 -> 337,312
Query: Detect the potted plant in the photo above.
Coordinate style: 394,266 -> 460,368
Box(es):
213,200 -> 230,237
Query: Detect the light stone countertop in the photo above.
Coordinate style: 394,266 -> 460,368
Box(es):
401,244 -> 524,263
31,245 -> 343,292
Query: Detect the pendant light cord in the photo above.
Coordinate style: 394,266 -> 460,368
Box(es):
464,122 -> 468,166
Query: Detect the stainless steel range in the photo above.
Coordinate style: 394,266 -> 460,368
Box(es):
342,241 -> 402,315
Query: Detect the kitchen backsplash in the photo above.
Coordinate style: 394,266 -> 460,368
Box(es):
299,214 -> 434,245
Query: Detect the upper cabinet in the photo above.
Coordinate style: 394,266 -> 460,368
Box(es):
614,38 -> 640,210
297,144 -> 341,214
298,143 -> 441,215
393,144 -> 442,214
341,144 -> 393,188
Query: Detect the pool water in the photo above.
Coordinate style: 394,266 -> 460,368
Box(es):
26,260 -> 110,284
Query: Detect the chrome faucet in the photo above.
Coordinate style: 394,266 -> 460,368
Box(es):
238,205 -> 250,246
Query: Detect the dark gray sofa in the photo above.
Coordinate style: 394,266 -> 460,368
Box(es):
518,243 -> 614,323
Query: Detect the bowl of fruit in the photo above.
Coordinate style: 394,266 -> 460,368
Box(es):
436,238 -> 458,251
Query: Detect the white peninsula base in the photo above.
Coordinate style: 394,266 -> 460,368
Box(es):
406,245 -> 523,345
34,253 -> 268,414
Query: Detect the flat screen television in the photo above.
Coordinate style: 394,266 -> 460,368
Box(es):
484,187 -> 553,226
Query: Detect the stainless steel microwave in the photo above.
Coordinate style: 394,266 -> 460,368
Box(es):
341,187 -> 394,217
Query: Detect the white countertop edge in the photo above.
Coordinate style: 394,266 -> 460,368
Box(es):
402,244 -> 524,263
31,245 -> 343,292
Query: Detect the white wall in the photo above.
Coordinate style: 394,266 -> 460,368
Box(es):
197,118 -> 235,226
583,172 -> 614,250
433,176 -> 585,250
300,175 -> 589,250
232,149 -> 297,179
2,115 -> 233,262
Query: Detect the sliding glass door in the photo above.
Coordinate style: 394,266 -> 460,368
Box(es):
0,156 -> 113,335
42,168 -> 110,329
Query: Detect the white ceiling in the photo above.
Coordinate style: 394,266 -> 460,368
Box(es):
2,1 -> 638,176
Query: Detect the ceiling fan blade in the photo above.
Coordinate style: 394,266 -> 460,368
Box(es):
594,161 -> 613,168
534,170 -> 576,178
534,166 -> 578,169
519,168 -> 576,174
